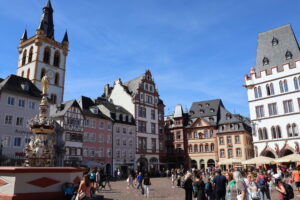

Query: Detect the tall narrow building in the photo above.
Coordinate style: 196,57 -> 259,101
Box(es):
102,70 -> 165,173
16,0 -> 68,104
244,24 -> 300,158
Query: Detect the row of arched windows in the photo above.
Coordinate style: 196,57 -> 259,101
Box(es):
254,78 -> 297,99
21,46 -> 61,67
21,47 -> 34,66
188,143 -> 214,153
258,123 -> 299,140
40,68 -> 60,86
188,130 -> 214,139
43,47 -> 60,67
21,68 -> 31,79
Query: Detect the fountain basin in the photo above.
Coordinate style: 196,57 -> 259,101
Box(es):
0,167 -> 84,200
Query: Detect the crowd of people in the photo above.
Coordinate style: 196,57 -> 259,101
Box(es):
170,165 -> 300,200
61,165 -> 300,200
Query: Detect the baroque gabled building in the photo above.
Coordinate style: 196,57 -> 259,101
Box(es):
103,70 -> 165,173
165,99 -> 253,170
244,24 -> 300,158
16,0 -> 68,104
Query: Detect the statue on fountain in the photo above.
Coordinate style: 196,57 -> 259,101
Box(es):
25,75 -> 56,167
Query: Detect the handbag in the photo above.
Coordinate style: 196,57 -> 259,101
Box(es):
75,192 -> 86,200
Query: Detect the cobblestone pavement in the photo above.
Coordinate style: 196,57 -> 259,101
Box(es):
98,177 -> 300,200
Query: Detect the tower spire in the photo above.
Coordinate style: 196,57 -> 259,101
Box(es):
21,29 -> 28,40
38,0 -> 54,39
62,30 -> 69,43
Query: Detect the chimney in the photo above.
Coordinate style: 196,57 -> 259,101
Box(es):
104,84 -> 109,97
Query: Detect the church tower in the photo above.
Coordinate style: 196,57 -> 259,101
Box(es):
16,0 -> 68,104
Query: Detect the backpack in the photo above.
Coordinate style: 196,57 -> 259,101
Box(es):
283,183 -> 294,200
258,177 -> 266,189
89,172 -> 95,181
205,182 -> 212,193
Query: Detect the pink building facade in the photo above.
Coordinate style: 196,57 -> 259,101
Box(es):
78,96 -> 113,174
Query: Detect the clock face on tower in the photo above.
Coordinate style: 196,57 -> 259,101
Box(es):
47,70 -> 54,80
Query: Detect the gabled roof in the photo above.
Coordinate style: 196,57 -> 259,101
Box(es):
98,101 -> 132,116
77,96 -> 111,120
256,24 -> 300,74
189,99 -> 222,119
50,100 -> 82,118
96,100 -> 135,125
123,75 -> 144,96
0,75 -> 41,98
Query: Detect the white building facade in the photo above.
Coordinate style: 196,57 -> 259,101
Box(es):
0,75 -> 41,161
104,70 -> 164,172
245,24 -> 300,158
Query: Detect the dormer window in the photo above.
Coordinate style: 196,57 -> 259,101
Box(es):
209,117 -> 214,122
91,107 -> 98,114
21,83 -> 29,91
285,50 -> 293,60
272,37 -> 278,46
210,109 -> 215,113
263,57 -> 269,66
226,113 -> 232,120
198,104 -> 202,108
200,109 -> 204,114
206,103 -> 210,107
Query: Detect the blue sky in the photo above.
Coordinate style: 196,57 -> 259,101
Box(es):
1,0 -> 300,117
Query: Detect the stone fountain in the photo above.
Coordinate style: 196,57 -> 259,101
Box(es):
0,75 -> 84,200
25,75 -> 55,167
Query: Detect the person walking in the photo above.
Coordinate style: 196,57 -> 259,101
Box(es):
193,173 -> 206,200
136,172 -> 144,194
127,174 -> 135,189
183,172 -> 193,200
225,172 -> 235,200
212,169 -> 227,200
274,175 -> 286,200
205,177 -> 213,200
247,174 -> 259,200
143,173 -> 151,198
171,172 -> 176,188
256,171 -> 270,200
292,165 -> 300,195
103,172 -> 112,190
227,171 -> 247,200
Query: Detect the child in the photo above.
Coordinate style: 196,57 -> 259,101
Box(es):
127,174 -> 134,189
63,183 -> 75,200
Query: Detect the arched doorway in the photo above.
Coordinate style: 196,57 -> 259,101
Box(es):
207,159 -> 215,168
280,149 -> 294,157
149,157 -> 159,174
137,157 -> 148,173
191,160 -> 197,169
261,150 -> 276,158
199,159 -> 205,170
106,164 -> 111,175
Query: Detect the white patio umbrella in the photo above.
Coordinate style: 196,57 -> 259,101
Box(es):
242,156 -> 275,165
218,158 -> 243,165
275,154 -> 300,163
